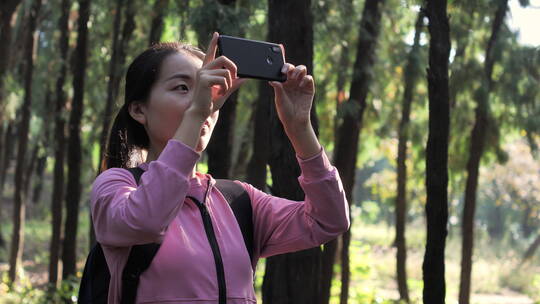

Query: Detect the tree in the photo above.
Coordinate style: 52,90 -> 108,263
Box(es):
394,10 -> 424,303
62,0 -> 91,280
8,0 -> 42,284
459,1 -> 508,303
49,0 -> 71,289
0,0 -> 23,119
260,0 -> 321,303
331,0 -> 385,303
148,0 -> 169,46
422,0 -> 451,303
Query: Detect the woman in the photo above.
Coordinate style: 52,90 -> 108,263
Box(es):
91,32 -> 349,304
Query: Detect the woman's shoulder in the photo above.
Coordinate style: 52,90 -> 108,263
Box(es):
92,167 -> 138,197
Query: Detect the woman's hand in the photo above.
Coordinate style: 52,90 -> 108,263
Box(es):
269,63 -> 321,159
188,32 -> 246,120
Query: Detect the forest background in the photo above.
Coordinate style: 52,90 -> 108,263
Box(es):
0,0 -> 539,303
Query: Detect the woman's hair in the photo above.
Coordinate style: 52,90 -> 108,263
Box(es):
101,42 -> 204,172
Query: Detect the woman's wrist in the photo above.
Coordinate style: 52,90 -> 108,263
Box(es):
173,111 -> 206,150
285,122 -> 321,160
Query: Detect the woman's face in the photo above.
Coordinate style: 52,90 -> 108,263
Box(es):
132,52 -> 218,154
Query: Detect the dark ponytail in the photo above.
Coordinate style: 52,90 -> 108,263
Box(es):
101,42 -> 204,172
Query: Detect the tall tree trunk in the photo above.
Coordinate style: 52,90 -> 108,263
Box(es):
330,1 -> 384,303
260,1 -> 322,304
8,0 -> 41,284
93,0 -> 135,247
148,0 -> 169,46
522,234 -> 540,263
31,151 -> 47,204
423,0 -> 450,303
196,0 -> 241,179
0,121 -> 15,194
458,1 -> 508,303
62,0 -> 91,280
320,1 -> 354,303
23,143 -> 39,196
246,83 -> 272,190
49,0 -> 70,289
0,0 -> 23,120
395,11 -> 424,304
178,0 -> 189,40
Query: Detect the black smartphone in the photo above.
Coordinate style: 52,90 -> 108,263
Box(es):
217,35 -> 286,82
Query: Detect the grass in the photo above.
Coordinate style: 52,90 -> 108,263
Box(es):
1,202 -> 539,303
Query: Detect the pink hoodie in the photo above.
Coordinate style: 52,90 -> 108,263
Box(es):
91,139 -> 349,304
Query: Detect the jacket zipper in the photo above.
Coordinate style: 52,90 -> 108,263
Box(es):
188,180 -> 227,304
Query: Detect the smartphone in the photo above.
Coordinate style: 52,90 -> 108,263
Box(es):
217,35 -> 286,82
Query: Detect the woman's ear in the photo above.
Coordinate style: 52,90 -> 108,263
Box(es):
128,101 -> 147,125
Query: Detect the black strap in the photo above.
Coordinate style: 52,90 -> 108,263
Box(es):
215,179 -> 254,265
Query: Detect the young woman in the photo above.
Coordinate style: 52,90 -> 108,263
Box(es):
91,32 -> 349,304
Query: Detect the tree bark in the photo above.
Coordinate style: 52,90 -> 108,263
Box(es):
330,1 -> 384,303
178,0 -> 190,40
395,11 -> 424,304
23,143 -> 39,196
0,0 -> 23,120
522,234 -> 540,263
0,120 -> 15,193
260,1 -> 323,304
422,1 -> 450,303
62,0 -> 91,280
458,1 -> 508,303
49,0 -> 70,289
197,0 -> 240,180
320,2 -> 354,303
246,83 -> 272,190
148,0 -> 169,46
8,0 -> 41,284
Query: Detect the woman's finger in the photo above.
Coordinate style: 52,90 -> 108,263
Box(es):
281,63 -> 294,75
204,68 -> 233,90
203,32 -> 219,66
294,65 -> 307,81
202,75 -> 229,95
205,56 -> 238,79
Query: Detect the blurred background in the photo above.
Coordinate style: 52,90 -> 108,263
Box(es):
0,0 -> 539,303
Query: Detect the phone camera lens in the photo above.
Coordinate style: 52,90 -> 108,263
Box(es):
271,46 -> 281,53
266,56 -> 274,65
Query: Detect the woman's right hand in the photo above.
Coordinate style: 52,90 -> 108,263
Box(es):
188,32 -> 246,120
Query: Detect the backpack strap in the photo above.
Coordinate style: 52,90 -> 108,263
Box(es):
215,179 -> 254,266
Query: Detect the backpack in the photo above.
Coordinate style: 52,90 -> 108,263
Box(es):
78,167 -> 253,304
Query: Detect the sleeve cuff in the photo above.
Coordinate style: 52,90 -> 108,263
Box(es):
296,147 -> 334,181
156,139 -> 200,177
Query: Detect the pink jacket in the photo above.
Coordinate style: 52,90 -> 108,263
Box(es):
91,139 -> 349,304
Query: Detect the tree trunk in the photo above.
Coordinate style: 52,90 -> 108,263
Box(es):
178,0 -> 189,40
148,0 -> 169,46
330,1 -> 384,303
0,0 -> 23,119
31,151 -> 47,204
422,1 -> 451,303
8,0 -> 41,284
245,83 -> 273,190
395,11 -> 424,304
458,1 -> 507,303
0,121 -> 15,194
62,0 -> 91,280
197,0 -> 241,180
48,0 -> 70,289
320,2 -> 355,303
23,143 -> 39,196
522,234 -> 540,263
260,1 -> 323,304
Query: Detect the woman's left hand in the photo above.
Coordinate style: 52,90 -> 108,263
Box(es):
269,63 -> 321,159
269,63 -> 315,135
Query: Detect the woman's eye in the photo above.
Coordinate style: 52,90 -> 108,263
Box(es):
174,84 -> 188,92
